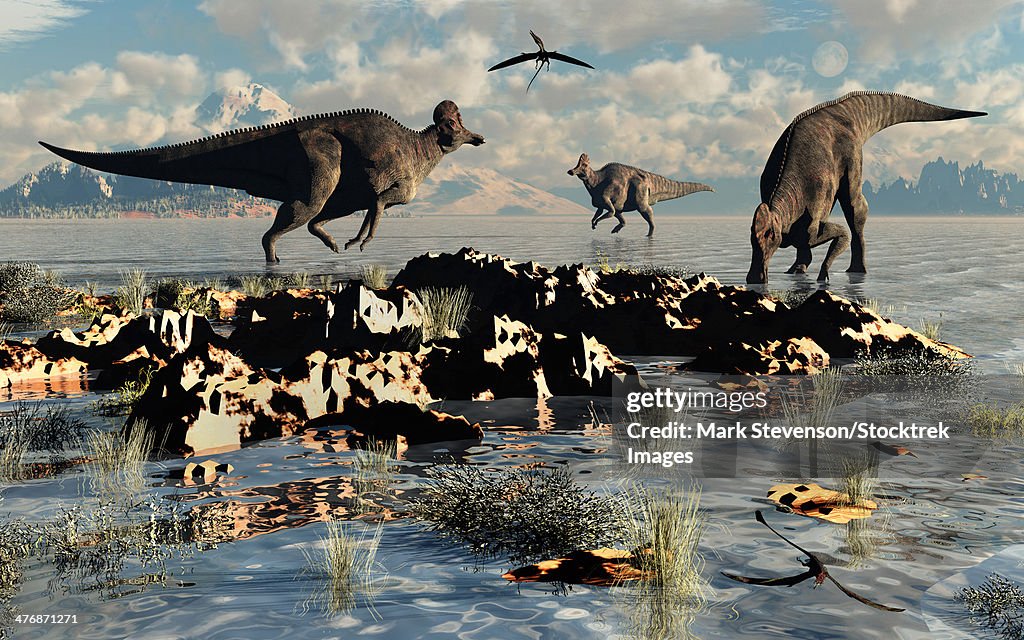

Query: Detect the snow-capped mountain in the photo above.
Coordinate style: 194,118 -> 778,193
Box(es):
409,163 -> 590,216
195,83 -> 296,132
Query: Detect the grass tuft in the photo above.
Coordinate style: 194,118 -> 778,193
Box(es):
352,438 -> 398,515
415,286 -> 473,343
359,264 -> 388,290
301,520 -> 384,617
617,485 -> 708,640
412,465 -> 627,565
92,367 -> 154,417
114,268 -> 149,316
920,314 -> 943,342
152,278 -> 212,316
85,421 -> 155,497
967,403 -> 1024,440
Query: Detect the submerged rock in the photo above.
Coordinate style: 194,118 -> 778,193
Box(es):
0,339 -> 87,387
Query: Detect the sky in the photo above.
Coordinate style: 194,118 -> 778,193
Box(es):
0,0 -> 1021,208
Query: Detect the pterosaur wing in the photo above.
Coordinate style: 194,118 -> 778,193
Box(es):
488,52 -> 539,71
547,51 -> 595,69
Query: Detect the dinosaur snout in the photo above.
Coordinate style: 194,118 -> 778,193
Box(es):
470,133 -> 485,146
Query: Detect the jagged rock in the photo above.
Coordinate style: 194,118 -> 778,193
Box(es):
788,291 -> 968,359
131,342 -> 475,456
538,331 -> 642,396
35,309 -> 221,369
0,339 -> 87,387
208,289 -> 248,319
229,285 -> 422,366
416,314 -> 551,400
689,337 -> 829,375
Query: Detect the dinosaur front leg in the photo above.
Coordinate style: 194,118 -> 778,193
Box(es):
808,221 -> 850,282
264,198 -> 334,263
307,206 -> 357,253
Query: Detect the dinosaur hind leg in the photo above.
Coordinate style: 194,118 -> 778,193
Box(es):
637,201 -> 655,237
786,246 -> 812,274
592,208 -> 611,229
610,210 -> 626,234
809,220 -> 850,282
838,172 -> 868,273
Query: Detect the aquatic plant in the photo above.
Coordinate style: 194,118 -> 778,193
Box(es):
317,274 -> 334,291
628,264 -> 692,279
767,288 -> 811,308
839,453 -> 879,507
779,367 -> 844,475
288,271 -> 312,289
0,402 -> 89,483
0,261 -> 77,324
0,322 -> 10,341
956,573 -> 1024,640
359,264 -> 388,290
617,486 -> 708,640
594,251 -> 627,274
0,517 -> 40,633
92,367 -> 154,417
301,520 -> 385,617
967,403 -> 1024,440
412,465 -> 627,565
352,438 -> 398,515
852,346 -> 974,400
1015,363 -> 1024,379
920,314 -> 943,341
85,421 -> 155,497
415,286 -> 473,342
152,278 -> 212,316
113,268 -> 149,316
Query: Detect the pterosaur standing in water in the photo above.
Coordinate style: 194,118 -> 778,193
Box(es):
721,511 -> 905,612
488,30 -> 594,92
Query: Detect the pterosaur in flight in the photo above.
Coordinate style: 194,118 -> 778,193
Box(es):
487,30 -> 594,92
721,511 -> 906,612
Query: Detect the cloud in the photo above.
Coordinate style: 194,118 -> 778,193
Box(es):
0,0 -> 90,50
827,0 -> 1021,65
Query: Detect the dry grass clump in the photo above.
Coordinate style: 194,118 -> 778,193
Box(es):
839,454 -> 879,507
412,465 -> 627,565
85,421 -> 155,497
359,264 -> 388,290
415,286 -> 473,342
616,486 -> 708,640
352,438 -> 398,515
779,367 -> 844,474
113,268 -> 149,316
301,520 -> 385,617
920,314 -> 943,342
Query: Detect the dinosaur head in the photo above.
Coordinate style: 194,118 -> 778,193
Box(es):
567,153 -> 590,177
746,203 -> 782,284
433,100 -> 485,152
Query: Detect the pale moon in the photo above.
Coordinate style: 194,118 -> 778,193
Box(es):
812,41 -> 849,78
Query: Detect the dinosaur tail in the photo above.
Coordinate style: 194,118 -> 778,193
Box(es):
650,174 -> 714,203
824,92 -> 987,143
39,142 -> 181,183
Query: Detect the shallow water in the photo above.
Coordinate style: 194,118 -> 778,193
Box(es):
1,214 -> 1023,639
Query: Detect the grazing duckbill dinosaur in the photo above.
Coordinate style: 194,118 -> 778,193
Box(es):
40,100 -> 485,263
568,153 -> 713,236
746,91 -> 986,284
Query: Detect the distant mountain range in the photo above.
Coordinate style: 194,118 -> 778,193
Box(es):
3,83 -> 1020,218
865,157 -> 1024,215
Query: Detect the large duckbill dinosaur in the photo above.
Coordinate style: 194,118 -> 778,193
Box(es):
568,153 -> 713,236
40,100 -> 485,263
746,91 -> 985,284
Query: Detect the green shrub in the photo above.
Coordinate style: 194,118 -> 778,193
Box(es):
412,465 -> 627,565
0,262 -> 76,323
968,403 -> 1024,439
152,279 -> 212,316
92,367 -> 154,417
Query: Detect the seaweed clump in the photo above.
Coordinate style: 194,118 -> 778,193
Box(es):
411,465 -> 626,565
